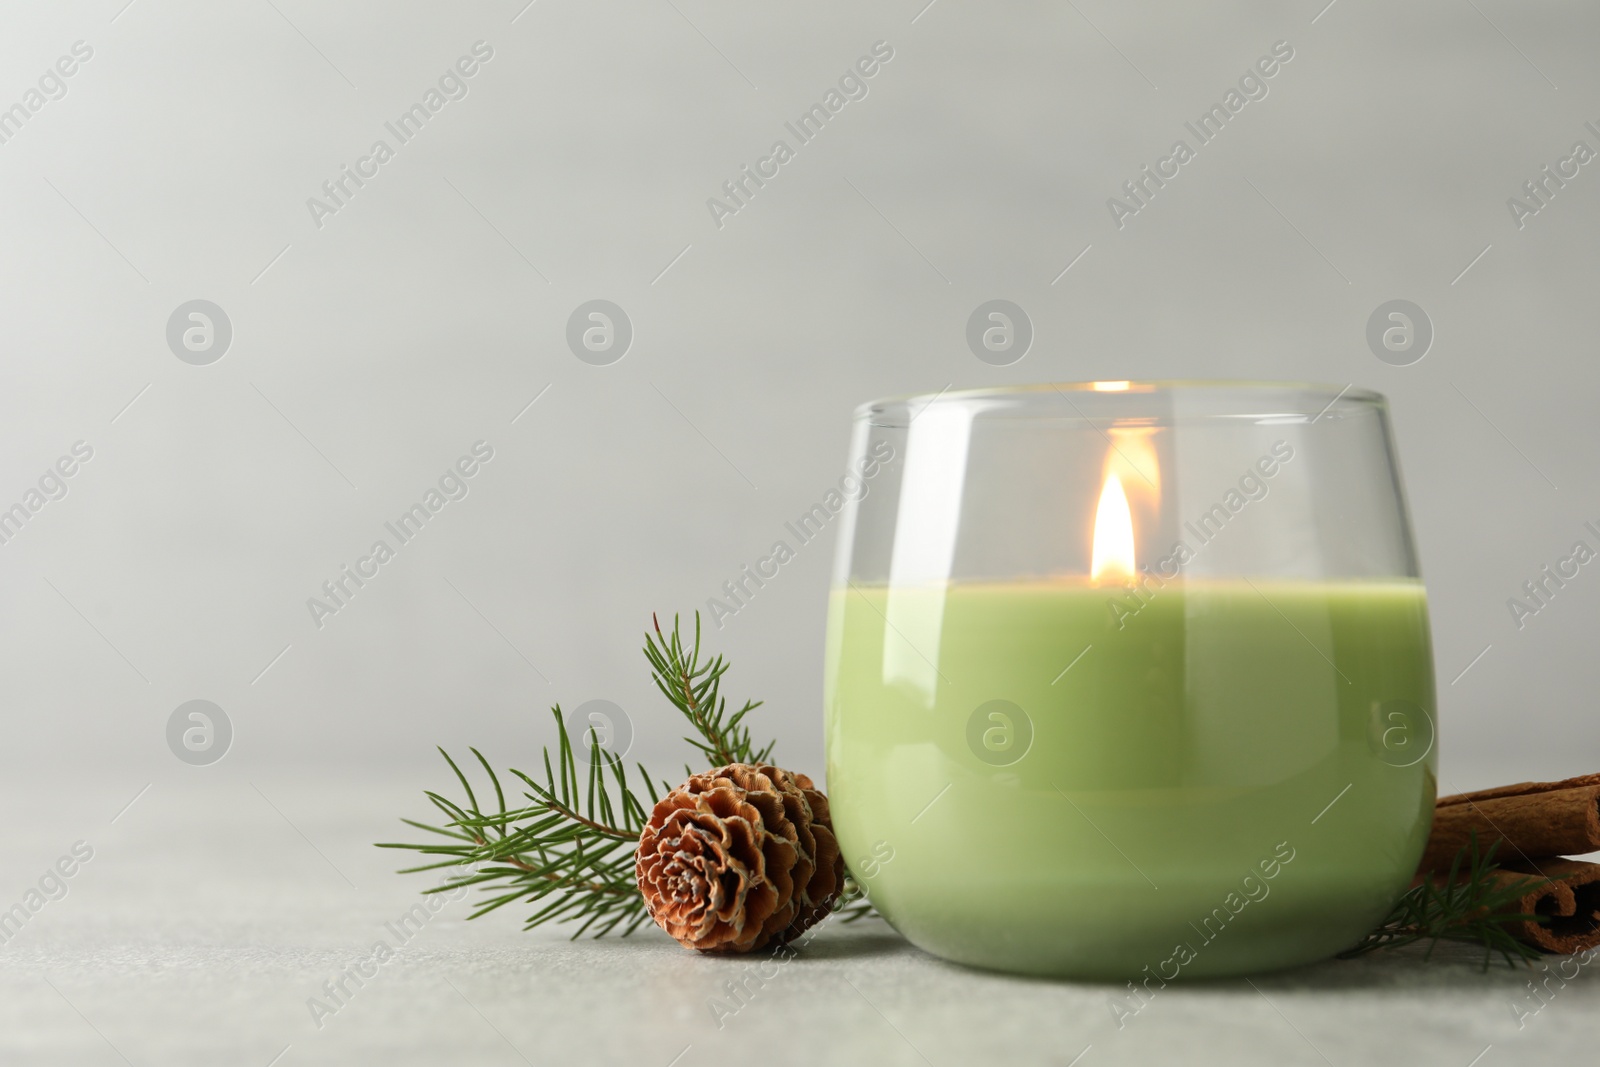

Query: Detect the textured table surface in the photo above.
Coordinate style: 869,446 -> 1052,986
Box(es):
1,776 -> 1595,1067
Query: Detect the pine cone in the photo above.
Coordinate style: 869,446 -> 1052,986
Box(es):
636,763 -> 844,953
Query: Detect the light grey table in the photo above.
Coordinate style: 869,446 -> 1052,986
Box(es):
1,776 -> 1593,1066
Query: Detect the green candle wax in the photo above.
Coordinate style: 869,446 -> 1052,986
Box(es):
824,578 -> 1436,978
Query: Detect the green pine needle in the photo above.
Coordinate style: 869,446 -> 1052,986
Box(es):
644,611 -> 774,768
833,875 -> 879,923
374,709 -> 661,937
1339,833 -> 1550,970
377,612 -> 880,938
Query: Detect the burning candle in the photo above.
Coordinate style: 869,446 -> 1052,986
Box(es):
824,383 -> 1437,978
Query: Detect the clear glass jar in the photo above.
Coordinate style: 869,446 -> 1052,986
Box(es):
824,381 -> 1435,978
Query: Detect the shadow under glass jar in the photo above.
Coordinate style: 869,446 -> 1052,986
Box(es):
823,382 -> 1436,978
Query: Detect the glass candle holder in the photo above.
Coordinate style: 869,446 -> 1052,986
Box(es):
824,382 -> 1436,978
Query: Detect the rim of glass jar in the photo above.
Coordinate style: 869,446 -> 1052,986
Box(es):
855,380 -> 1386,424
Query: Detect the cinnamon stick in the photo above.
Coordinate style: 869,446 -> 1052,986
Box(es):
1419,775 -> 1600,874
1438,773 -> 1600,805
1489,859 -> 1600,955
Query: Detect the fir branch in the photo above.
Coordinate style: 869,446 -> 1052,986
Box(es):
833,875 -> 879,923
1339,835 -> 1548,970
376,709 -> 662,937
379,611 -> 882,937
644,612 -> 774,767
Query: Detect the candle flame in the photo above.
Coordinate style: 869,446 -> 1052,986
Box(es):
1090,471 -> 1136,584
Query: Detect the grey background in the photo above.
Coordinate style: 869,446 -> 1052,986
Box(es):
2,1 -> 1598,1063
